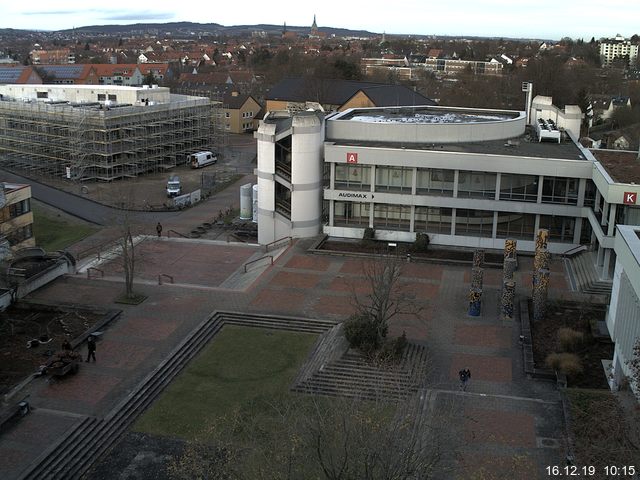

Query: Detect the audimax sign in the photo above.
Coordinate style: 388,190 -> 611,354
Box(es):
337,192 -> 369,200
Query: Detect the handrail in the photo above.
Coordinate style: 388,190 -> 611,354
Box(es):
158,273 -> 174,285
561,245 -> 587,258
243,255 -> 273,273
77,238 -> 119,261
87,267 -> 104,279
167,229 -> 188,238
264,236 -> 292,253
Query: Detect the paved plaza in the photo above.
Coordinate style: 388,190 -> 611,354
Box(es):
0,221 -> 573,478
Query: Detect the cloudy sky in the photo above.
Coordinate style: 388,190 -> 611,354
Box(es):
2,1 -> 638,40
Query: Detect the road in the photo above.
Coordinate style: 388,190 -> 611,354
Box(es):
2,169 -> 190,226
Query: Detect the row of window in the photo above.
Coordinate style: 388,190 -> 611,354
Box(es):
0,199 -> 31,222
333,202 -> 576,242
333,166 -> 581,205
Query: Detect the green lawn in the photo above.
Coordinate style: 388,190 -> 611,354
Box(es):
32,205 -> 98,251
134,326 -> 318,440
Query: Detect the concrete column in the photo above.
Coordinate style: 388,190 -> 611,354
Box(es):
450,209 -> 457,236
369,201 -> 374,228
410,205 -> 415,232
329,200 -> 334,227
577,178 -> 586,207
453,170 -> 459,197
595,190 -> 601,213
607,204 -> 617,236
534,214 -> 540,240
602,249 -> 611,280
601,200 -> 609,227
495,173 -> 502,201
330,162 -> 335,190
492,211 -> 498,238
537,175 -> 544,203
573,217 -> 582,244
597,245 -> 604,267
411,167 -> 417,195
370,165 -> 376,193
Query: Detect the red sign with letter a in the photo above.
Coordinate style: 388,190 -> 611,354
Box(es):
623,192 -> 637,205
346,152 -> 358,164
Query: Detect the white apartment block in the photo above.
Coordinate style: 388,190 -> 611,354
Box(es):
599,34 -> 639,66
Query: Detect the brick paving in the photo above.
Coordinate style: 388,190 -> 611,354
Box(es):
0,213 -> 571,479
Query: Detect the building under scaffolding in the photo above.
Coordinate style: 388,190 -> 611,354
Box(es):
0,84 -> 221,181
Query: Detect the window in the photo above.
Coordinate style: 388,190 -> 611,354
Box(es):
373,204 -> 411,231
415,206 -> 452,234
1,199 -> 31,221
335,164 -> 371,191
457,171 -> 496,199
334,201 -> 370,227
496,212 -> 536,240
375,166 -> 412,193
541,177 -> 578,205
97,93 -> 106,101
36,92 -> 48,99
539,215 -> 575,243
108,94 -> 117,101
6,224 -> 33,246
584,180 -> 596,208
499,174 -> 538,202
416,168 -> 454,196
454,209 -> 493,237
225,112 -> 230,118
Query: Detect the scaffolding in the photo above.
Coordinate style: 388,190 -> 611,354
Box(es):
0,94 -> 217,182
174,87 -> 228,156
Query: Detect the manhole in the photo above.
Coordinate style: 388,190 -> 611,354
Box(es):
536,437 -> 560,448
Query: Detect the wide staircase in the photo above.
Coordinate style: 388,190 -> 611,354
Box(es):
17,312 -> 336,480
564,251 -> 613,297
292,331 -> 430,401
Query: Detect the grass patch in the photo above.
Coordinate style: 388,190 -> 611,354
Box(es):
32,204 -> 97,251
134,326 -> 318,440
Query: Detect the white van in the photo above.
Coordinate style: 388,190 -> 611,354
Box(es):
188,151 -> 217,169
166,176 -> 181,197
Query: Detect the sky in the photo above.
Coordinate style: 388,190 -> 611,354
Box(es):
2,1 -> 639,41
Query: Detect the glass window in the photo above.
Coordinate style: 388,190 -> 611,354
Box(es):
415,206 -> 452,234
373,203 -> 411,231
584,180 -> 597,208
499,174 -> 538,202
454,209 -> 493,237
416,168 -> 454,196
539,215 -> 576,243
496,212 -> 536,240
457,171 -> 496,199
375,166 -> 412,193
542,177 -> 578,205
334,201 -> 370,227
335,165 -> 371,191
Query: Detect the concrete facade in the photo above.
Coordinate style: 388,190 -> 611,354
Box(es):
607,225 -> 640,393
0,183 -> 34,253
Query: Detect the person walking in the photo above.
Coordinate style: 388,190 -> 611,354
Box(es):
86,335 -> 97,362
156,222 -> 163,238
459,367 -> 471,391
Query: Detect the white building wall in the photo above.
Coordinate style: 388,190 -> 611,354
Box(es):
530,96 -> 582,139
256,122 -> 277,244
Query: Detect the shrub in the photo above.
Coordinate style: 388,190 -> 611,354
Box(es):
411,233 -> 430,253
363,227 -> 376,241
557,328 -> 585,352
344,313 -> 380,353
545,352 -> 583,377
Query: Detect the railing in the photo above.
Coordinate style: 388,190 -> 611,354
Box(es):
561,245 -> 587,258
87,267 -> 104,279
77,239 -> 119,261
167,229 -> 188,238
158,274 -> 174,285
243,255 -> 273,273
264,236 -> 292,253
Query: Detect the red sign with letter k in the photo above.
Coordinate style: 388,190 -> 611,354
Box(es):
623,192 -> 637,205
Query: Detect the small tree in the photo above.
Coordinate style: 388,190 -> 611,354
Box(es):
412,232 -> 430,254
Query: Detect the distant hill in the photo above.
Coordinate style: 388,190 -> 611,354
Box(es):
58,21 -> 377,38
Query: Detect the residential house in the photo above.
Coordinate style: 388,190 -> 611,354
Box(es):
591,95 -> 632,122
265,77 -> 436,113
223,91 -> 262,133
31,64 -> 99,85
0,66 -> 43,85
30,48 -> 75,64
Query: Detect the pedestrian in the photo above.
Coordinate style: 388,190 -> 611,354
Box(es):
459,367 -> 471,391
61,338 -> 72,351
156,222 -> 163,238
86,335 -> 96,362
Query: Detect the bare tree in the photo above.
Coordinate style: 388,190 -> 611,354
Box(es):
347,255 -> 421,349
168,392 -> 454,480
